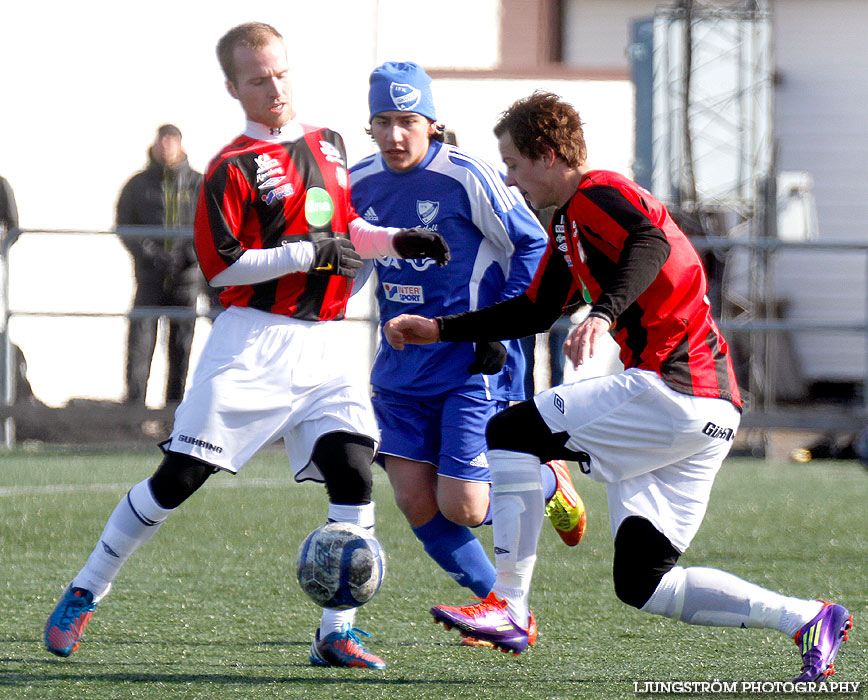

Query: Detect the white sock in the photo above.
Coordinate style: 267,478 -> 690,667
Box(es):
319,607 -> 357,636
318,501 -> 375,635
327,502 -> 375,529
73,479 -> 172,601
488,449 -> 544,629
642,566 -> 824,637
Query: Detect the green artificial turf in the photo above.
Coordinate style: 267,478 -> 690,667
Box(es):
0,448 -> 864,699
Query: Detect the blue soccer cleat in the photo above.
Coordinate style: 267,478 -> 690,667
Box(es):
44,585 -> 98,657
792,600 -> 853,683
309,624 -> 386,669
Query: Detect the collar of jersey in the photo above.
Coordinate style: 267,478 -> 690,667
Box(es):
244,119 -> 305,143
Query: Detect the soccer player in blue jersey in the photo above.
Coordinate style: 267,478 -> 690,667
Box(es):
350,63 -> 586,644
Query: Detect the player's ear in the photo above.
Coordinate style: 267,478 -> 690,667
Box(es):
226,79 -> 239,100
542,146 -> 558,169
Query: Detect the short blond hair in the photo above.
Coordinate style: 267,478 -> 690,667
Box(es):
217,22 -> 283,85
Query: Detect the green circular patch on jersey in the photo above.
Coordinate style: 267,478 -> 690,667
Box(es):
305,187 -> 334,228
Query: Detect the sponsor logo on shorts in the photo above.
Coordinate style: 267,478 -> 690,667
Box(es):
553,393 -> 565,414
383,282 -> 424,304
178,434 -> 224,453
702,421 -> 735,441
469,453 -> 489,468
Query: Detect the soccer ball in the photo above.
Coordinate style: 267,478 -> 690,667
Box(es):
296,522 -> 386,609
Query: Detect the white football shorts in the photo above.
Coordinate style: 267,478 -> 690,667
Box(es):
164,306 -> 379,480
534,367 -> 741,552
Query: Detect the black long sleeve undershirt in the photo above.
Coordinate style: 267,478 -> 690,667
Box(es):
589,224 -> 671,324
437,246 -> 578,343
437,218 -> 671,344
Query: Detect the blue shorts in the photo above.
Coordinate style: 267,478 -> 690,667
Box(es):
371,389 -> 507,483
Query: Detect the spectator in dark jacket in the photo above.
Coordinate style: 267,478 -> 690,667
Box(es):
117,125 -> 212,405
0,175 -> 19,241
0,174 -> 36,405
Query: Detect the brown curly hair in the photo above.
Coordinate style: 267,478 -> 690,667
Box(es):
493,91 -> 587,168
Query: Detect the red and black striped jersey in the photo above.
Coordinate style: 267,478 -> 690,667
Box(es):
438,169 -> 742,408
194,121 -> 360,321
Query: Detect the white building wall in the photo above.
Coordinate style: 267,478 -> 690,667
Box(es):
771,0 -> 868,382
0,0 -> 506,406
561,0 -> 868,387
3,0 -> 865,404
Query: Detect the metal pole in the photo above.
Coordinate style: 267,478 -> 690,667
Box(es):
0,227 -> 17,448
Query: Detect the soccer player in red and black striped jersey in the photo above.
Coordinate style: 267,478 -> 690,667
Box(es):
44,22 -> 448,670
385,92 -> 851,683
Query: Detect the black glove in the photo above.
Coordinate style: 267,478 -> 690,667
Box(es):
393,228 -> 451,267
309,237 -> 363,278
467,340 -> 507,375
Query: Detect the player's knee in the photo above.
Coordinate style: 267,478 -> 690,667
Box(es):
612,516 -> 681,609
486,401 -> 546,455
486,400 -> 581,464
149,451 -> 216,510
438,499 -> 484,528
313,432 -> 375,505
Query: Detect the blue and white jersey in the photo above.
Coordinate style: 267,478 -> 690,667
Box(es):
350,139 -> 547,399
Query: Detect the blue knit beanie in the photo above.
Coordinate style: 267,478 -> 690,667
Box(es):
368,61 -> 437,122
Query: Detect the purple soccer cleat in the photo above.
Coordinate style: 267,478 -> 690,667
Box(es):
431,592 -> 532,655
792,600 -> 853,683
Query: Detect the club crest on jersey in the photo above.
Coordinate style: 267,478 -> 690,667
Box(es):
389,82 -> 422,111
383,282 -> 424,304
416,200 -> 440,226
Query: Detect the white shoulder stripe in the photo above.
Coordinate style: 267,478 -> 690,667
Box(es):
349,154 -> 384,184
447,150 -> 518,211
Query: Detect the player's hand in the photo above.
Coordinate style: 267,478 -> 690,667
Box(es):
384,314 -> 440,350
310,237 -> 363,278
393,228 -> 451,266
563,315 -> 611,368
467,340 -> 507,375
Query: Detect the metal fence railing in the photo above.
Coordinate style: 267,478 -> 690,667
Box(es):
1,228 -> 866,448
